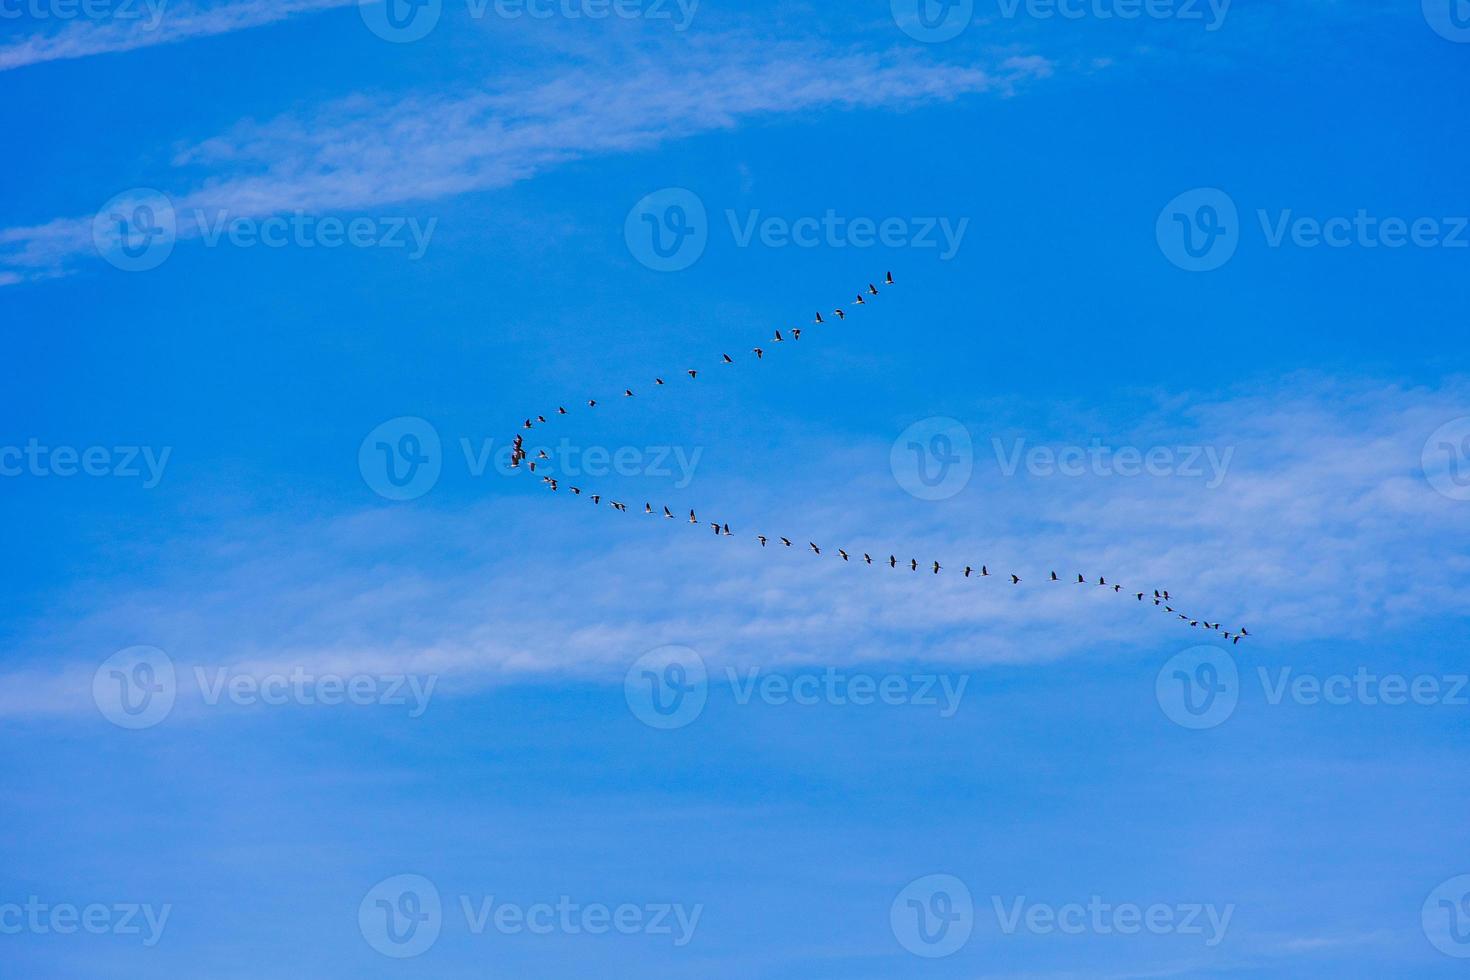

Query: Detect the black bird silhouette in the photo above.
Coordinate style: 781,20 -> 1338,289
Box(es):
964,566 -> 972,578
864,554 -> 873,564
1051,571 -> 1059,581
1077,574 -> 1086,584
687,370 -> 698,379
524,419 -> 533,429
689,510 -> 697,523
557,406 -> 567,415
655,378 -> 665,385
813,312 -> 823,324
722,354 -> 733,364
570,487 -> 580,495
809,542 -> 821,555
774,330 -> 784,342
780,537 -> 792,547
645,503 -> 653,514
758,535 -> 768,546
723,524 -> 732,536
885,271 -> 895,285
910,559 -> 919,571
834,309 -> 845,320
932,561 -> 940,574
1011,574 -> 1021,584
889,555 -> 898,568
587,399 -> 597,408
591,494 -> 601,504
752,348 -> 764,359
663,506 -> 674,519
868,283 -> 879,295
791,328 -> 801,340
624,389 -> 634,398
838,549 -> 850,561
854,294 -> 865,305
537,415 -> 546,423
1136,593 -> 1145,600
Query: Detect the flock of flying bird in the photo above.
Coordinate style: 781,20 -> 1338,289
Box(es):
508,272 -> 1249,643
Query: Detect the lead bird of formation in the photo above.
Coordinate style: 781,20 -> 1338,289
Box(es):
507,272 -> 1249,642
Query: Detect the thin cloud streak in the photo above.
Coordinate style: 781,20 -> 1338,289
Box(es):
0,0 -> 353,72
3,375 -> 1466,719
0,43 -> 1052,282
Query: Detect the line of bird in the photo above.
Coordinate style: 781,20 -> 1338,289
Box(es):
506,272 -> 1250,643
509,272 -> 897,443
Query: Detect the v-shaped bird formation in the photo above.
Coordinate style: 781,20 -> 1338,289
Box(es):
509,272 -> 1249,643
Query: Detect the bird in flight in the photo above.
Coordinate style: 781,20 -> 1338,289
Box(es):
687,369 -> 698,379
809,542 -> 821,555
1011,574 -> 1021,584
758,535 -> 768,546
885,271 -> 895,285
752,348 -> 764,359
780,537 -> 793,547
813,312 -> 823,324
722,354 -> 733,364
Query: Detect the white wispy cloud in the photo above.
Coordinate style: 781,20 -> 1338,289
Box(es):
4,375 -> 1466,719
0,40 -> 1052,282
0,0 -> 353,72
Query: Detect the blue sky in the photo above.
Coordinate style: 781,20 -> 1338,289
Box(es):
3,0 -> 1470,976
